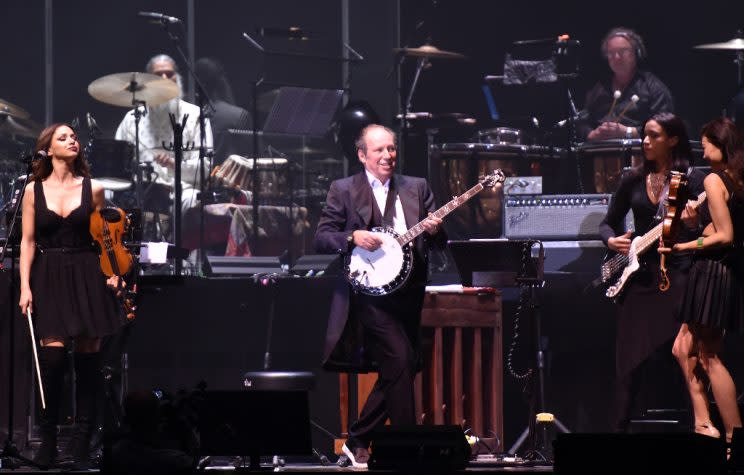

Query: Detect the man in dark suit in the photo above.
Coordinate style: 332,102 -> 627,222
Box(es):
315,124 -> 445,468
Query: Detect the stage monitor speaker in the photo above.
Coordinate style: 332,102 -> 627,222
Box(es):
196,390 -> 311,458
205,256 -> 285,276
242,371 -> 315,391
504,194 -> 633,240
289,254 -> 341,276
553,433 -> 726,474
368,425 -> 471,471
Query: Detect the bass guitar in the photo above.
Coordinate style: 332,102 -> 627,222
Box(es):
346,170 -> 506,296
602,185 -> 705,299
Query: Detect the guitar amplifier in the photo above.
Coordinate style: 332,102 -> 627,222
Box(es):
504,194 -> 618,240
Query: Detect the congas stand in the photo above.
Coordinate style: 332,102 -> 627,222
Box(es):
447,240 -> 569,463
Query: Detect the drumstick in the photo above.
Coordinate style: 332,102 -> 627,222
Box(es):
26,308 -> 46,409
607,90 -> 622,119
615,94 -> 639,122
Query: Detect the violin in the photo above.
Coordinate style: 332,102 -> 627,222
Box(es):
658,171 -> 690,291
90,207 -> 136,319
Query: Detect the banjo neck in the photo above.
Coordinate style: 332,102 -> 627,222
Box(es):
395,182 -> 485,246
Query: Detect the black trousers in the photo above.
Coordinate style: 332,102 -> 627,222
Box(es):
347,284 -> 424,448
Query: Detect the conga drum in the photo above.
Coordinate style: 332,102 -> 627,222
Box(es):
575,139 -> 642,194
429,142 -> 564,238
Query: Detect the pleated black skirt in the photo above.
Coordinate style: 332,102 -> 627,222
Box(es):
679,256 -> 744,334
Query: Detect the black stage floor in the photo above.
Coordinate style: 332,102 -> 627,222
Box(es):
0,462 -> 555,474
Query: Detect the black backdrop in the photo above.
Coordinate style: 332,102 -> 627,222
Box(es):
3,0 -> 744,461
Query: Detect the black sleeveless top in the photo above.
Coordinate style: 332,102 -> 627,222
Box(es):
679,170 -> 744,333
31,177 -> 123,339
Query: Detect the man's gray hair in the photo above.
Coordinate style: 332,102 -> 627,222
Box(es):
145,54 -> 178,73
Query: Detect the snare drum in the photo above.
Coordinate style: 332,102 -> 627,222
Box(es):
85,139 -> 134,191
212,155 -> 288,201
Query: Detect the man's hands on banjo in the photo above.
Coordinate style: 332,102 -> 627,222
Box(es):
352,230 -> 384,251
422,213 -> 442,236
351,213 -> 442,252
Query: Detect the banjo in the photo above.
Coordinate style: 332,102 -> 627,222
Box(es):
346,169 -> 506,296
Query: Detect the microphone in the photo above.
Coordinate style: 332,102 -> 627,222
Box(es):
137,11 -> 182,24
556,109 -> 589,127
20,150 -> 48,163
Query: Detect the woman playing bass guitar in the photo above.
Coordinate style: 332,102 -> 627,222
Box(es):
598,113 -> 705,432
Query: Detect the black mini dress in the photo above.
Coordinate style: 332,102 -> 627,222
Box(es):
31,177 -> 123,339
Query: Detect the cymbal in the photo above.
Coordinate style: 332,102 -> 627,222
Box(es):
88,72 -> 179,108
393,44 -> 466,60
0,98 -> 30,120
0,115 -> 42,138
694,37 -> 744,51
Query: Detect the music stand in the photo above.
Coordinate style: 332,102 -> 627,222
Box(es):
447,239 -> 568,463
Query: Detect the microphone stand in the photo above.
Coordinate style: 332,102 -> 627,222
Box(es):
130,96 -> 146,211
156,18 -> 215,275
0,157 -> 43,469
164,114 -> 189,277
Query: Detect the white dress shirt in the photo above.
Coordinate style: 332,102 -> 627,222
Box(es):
365,170 -> 407,235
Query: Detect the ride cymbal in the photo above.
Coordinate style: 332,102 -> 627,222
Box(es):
393,44 -> 466,60
0,98 -> 30,120
694,37 -> 744,51
88,72 -> 179,108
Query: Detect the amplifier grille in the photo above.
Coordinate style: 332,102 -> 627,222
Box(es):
504,194 -> 616,240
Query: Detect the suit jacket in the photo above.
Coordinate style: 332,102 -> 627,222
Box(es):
315,171 -> 447,372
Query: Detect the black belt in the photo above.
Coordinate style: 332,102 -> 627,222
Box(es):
37,245 -> 95,254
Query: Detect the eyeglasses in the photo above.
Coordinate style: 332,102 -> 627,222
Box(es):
153,69 -> 176,78
605,48 -> 634,59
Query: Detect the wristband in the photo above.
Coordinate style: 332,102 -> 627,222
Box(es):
697,236 -> 704,249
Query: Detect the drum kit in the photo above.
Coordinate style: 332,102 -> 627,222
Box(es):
0,98 -> 42,237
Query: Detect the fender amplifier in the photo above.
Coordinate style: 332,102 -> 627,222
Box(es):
504,194 -> 616,240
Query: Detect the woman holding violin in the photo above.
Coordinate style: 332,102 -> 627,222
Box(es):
19,123 -> 124,468
599,112 -> 705,431
660,117 -> 744,446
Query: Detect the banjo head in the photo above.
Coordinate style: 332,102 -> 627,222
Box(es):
346,227 -> 413,296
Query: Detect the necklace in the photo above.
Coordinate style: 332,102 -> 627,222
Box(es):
647,172 -> 667,202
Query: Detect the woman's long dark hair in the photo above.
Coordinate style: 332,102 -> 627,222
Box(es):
31,123 -> 90,182
701,117 -> 744,192
641,112 -> 692,175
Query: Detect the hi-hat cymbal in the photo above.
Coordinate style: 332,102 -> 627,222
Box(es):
0,115 -> 41,138
88,72 -> 180,108
694,37 -> 744,51
393,44 -> 466,60
0,98 -> 30,120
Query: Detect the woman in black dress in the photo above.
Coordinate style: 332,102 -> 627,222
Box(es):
661,117 -> 744,443
19,123 -> 124,467
599,112 -> 705,431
